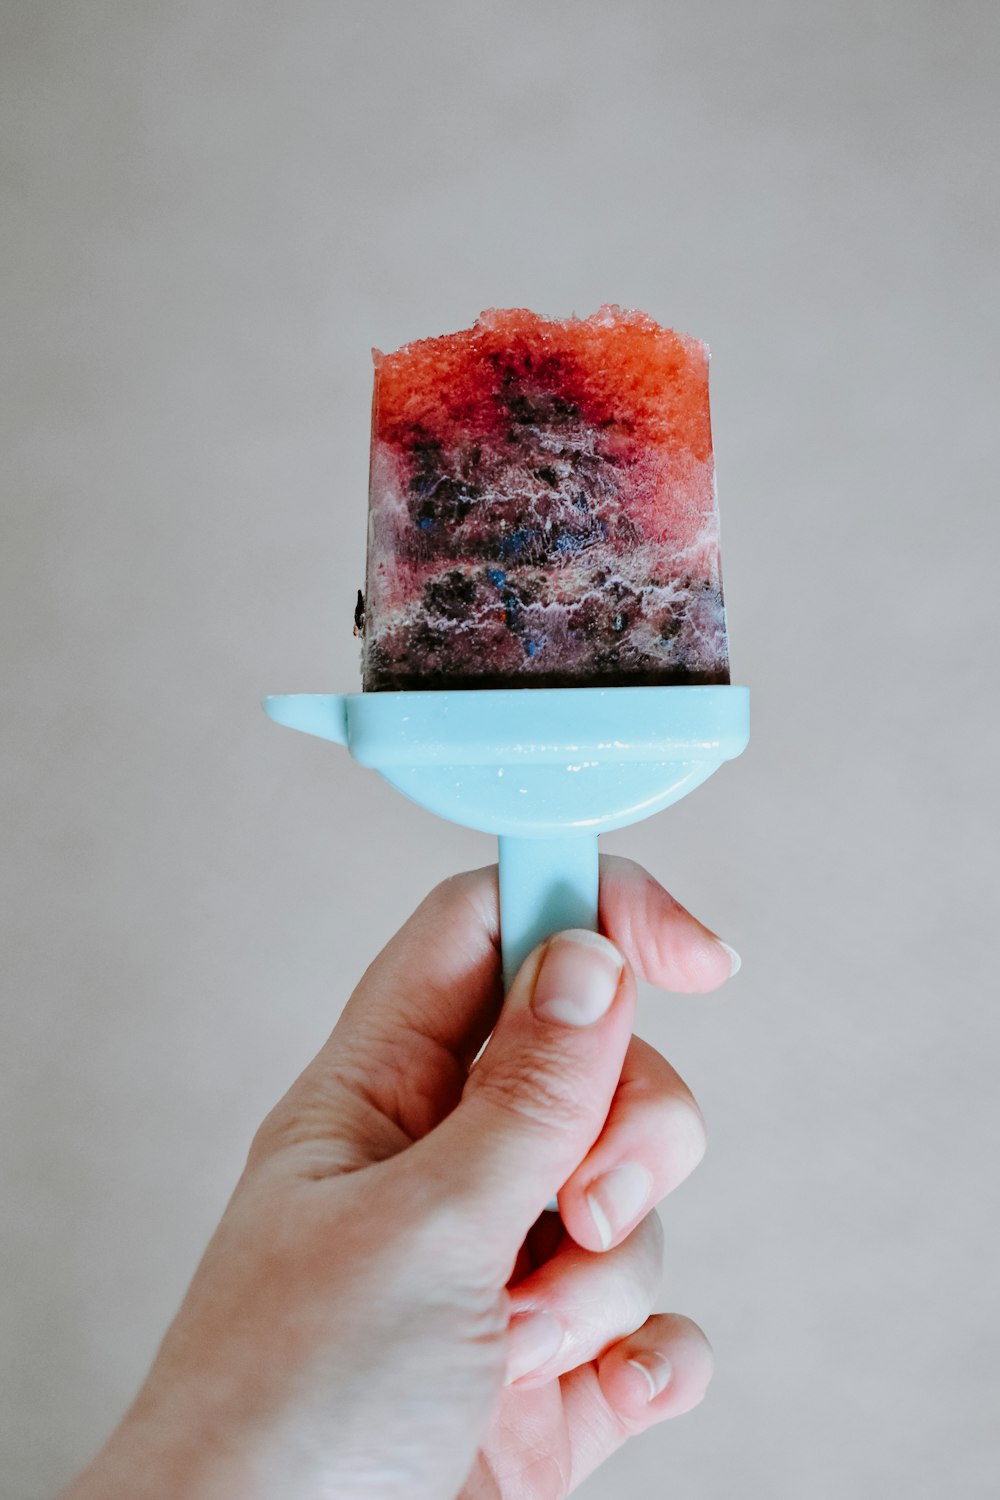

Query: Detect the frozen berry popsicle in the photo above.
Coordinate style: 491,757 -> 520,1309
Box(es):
360,306 -> 729,691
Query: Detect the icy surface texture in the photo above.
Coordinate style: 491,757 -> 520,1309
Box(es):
362,306 -> 729,690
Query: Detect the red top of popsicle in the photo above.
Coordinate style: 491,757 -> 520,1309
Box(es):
374,304 -> 712,465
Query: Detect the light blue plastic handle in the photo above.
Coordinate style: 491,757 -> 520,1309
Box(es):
264,686 -> 749,988
497,834 -> 599,989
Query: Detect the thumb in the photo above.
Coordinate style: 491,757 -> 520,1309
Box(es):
412,929 -> 636,1260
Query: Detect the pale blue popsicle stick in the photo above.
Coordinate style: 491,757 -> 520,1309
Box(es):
497,834 -> 600,990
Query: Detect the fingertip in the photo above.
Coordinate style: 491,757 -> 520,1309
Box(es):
598,1314 -> 714,1424
599,857 -> 741,994
560,1162 -> 657,1254
636,902 -> 741,995
642,887 -> 739,994
715,939 -> 741,977
681,931 -> 742,993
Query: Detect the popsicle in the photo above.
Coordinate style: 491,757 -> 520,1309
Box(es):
265,305 -> 747,988
361,306 -> 729,691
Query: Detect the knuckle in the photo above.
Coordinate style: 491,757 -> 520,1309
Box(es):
422,871 -> 467,911
629,1089 -> 707,1186
245,1103 -> 288,1167
635,1211 -> 666,1301
661,1097 -> 708,1176
421,867 -> 492,923
469,1043 -> 596,1136
638,1203 -> 665,1261
609,1213 -> 666,1326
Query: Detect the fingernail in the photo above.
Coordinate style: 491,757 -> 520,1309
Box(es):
627,1351 -> 672,1402
715,939 -> 741,977
585,1162 -> 653,1249
505,1311 -> 564,1384
532,930 -> 624,1027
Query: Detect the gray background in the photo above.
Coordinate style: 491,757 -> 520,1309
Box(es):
2,2 -> 998,1496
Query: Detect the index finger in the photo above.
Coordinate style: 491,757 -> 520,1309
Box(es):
304,858 -> 737,1142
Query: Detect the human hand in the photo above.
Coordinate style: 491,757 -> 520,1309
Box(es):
62,857 -> 738,1500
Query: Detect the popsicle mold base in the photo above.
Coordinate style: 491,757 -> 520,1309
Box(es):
265,685 -> 749,986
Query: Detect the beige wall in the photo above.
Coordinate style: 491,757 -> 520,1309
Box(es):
2,2 -> 997,1496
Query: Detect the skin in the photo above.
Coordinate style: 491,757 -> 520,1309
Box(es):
61,856 -> 735,1500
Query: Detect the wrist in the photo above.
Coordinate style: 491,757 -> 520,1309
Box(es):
60,1378 -> 269,1500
